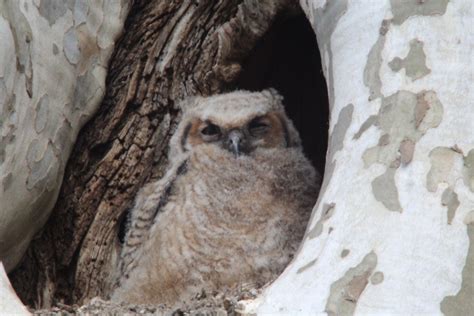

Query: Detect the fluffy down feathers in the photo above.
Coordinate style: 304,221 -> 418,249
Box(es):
113,89 -> 320,307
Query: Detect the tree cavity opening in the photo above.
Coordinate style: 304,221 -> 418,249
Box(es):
235,12 -> 329,175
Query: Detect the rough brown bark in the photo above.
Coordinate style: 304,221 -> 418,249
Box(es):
10,0 -> 294,308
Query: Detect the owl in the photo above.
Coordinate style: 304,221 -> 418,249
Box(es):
112,89 -> 320,307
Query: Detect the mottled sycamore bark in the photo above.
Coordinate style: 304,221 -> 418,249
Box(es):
243,0 -> 473,314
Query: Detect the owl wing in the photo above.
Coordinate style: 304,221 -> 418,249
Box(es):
118,155 -> 188,280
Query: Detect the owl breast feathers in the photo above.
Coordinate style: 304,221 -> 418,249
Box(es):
112,89 -> 320,307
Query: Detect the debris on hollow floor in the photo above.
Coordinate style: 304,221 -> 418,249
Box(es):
31,287 -> 259,315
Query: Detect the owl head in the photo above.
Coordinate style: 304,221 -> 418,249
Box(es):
169,89 -> 301,158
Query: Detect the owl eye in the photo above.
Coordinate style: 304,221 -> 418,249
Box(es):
248,117 -> 269,135
201,123 -> 221,137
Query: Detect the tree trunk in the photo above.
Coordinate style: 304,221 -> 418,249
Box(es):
0,0 -> 129,274
8,0 -> 296,309
242,0 -> 474,314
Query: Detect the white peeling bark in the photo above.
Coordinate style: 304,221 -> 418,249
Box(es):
242,0 -> 473,314
0,0 -> 130,272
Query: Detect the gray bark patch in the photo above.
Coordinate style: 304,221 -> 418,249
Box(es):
464,149 -> 474,192
378,134 -> 390,146
2,172 -> 12,192
35,95 -> 50,133
427,147 -> 461,192
308,203 -> 336,239
306,104 -> 352,238
341,249 -> 350,258
363,90 -> 443,212
388,39 -> 431,81
399,138 -> 415,165
73,69 -> 102,113
372,167 -> 402,212
363,25 -> 387,101
0,79 -> 17,166
440,224 -> 474,315
370,271 -> 384,285
38,0 -> 68,26
325,251 -> 378,316
297,258 -> 317,274
312,0 -> 348,49
427,147 -> 474,193
52,43 -> 59,55
73,0 -> 88,26
26,140 -> 59,191
363,19 -> 391,102
353,115 -> 377,140
54,119 -> 74,153
329,104 -> 354,155
390,0 -> 449,25
64,26 -> 81,65
464,211 -> 474,225
312,0 -> 348,110
415,91 -> 430,128
441,187 -> 460,225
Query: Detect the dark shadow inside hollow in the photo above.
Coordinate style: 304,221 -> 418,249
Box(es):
235,13 -> 329,175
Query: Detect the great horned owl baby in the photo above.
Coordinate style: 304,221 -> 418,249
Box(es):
112,89 -> 320,306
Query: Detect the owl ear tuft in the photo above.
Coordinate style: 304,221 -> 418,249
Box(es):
262,88 -> 285,111
262,89 -> 302,148
276,112 -> 302,148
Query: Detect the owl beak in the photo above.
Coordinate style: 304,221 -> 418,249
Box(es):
227,130 -> 243,157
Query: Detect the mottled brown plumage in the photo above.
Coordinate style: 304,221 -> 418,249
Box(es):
112,89 -> 319,307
